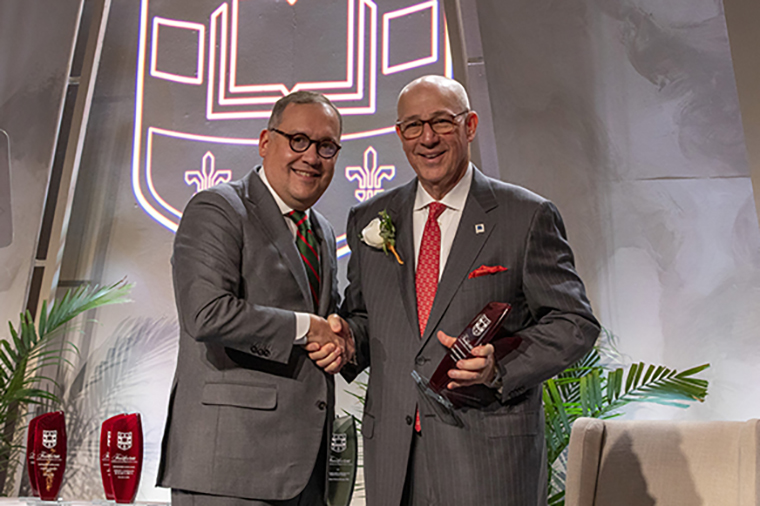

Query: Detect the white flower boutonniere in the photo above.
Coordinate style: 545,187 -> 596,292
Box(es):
361,210 -> 404,265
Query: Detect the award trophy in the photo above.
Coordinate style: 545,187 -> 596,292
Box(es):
100,414 -> 126,500
25,414 -> 42,498
32,411 -> 67,501
412,302 -> 511,426
109,413 -> 143,504
327,415 -> 358,506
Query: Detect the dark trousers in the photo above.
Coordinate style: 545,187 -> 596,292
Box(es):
401,430 -> 435,506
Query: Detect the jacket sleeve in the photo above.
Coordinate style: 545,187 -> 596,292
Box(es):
339,206 -> 371,382
172,190 -> 297,364
498,201 -> 600,401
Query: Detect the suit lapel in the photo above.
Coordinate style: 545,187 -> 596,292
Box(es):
311,210 -> 334,316
387,180 -> 420,337
245,169 -> 312,308
420,168 -> 498,345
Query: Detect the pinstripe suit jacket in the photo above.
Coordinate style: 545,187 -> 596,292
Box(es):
342,167 -> 599,506
157,169 -> 339,501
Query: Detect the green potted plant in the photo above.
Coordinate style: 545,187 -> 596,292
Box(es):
0,279 -> 132,495
543,329 -> 709,505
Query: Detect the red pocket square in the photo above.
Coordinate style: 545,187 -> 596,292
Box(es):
468,265 -> 508,279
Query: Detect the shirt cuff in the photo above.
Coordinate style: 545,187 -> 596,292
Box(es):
294,312 -> 311,345
489,364 -> 505,394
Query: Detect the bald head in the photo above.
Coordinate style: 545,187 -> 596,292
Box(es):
397,75 -> 470,119
394,75 -> 478,200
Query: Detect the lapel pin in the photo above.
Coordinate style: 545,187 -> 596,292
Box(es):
475,223 -> 485,234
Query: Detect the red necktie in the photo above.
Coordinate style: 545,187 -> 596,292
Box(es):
414,202 -> 446,433
416,202 -> 446,336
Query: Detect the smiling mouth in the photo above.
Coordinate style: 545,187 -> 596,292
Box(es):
419,152 -> 444,160
293,168 -> 320,178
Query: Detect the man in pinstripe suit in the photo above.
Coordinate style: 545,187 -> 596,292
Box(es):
334,76 -> 600,505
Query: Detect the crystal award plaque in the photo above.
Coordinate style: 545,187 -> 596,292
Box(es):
412,302 -> 511,426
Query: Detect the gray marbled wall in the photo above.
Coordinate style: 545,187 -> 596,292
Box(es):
0,1 -> 81,383
477,0 -> 760,420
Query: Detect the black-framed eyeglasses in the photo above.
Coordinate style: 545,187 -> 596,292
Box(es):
270,128 -> 342,159
396,110 -> 470,140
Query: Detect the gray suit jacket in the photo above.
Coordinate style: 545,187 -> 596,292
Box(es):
342,167 -> 599,506
157,169 -> 339,501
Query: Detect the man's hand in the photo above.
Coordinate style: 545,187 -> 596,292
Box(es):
305,314 -> 354,374
437,330 -> 496,389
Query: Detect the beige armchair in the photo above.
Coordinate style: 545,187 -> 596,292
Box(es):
565,418 -> 760,506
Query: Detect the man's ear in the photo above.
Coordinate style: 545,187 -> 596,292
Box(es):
465,111 -> 479,142
395,124 -> 404,141
258,129 -> 271,158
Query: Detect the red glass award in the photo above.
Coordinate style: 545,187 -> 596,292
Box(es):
32,411 -> 66,501
428,302 -> 511,392
109,413 -> 143,503
26,414 -> 42,497
100,414 -> 126,500
412,302 -> 511,425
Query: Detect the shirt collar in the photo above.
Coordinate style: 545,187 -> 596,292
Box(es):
413,163 -> 473,212
259,165 -> 310,217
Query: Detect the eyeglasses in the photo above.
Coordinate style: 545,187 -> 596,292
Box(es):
396,110 -> 470,140
270,128 -> 342,159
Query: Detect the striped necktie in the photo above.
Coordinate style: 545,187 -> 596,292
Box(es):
287,210 -> 321,310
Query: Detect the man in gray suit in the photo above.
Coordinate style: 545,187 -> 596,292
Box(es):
158,91 -> 353,505
335,76 -> 600,505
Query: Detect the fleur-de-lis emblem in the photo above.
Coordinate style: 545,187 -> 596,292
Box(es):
185,151 -> 232,193
345,146 -> 395,202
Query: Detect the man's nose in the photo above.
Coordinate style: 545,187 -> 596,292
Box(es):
301,142 -> 320,164
419,122 -> 439,145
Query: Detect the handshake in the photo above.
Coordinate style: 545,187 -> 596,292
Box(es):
305,314 -> 354,374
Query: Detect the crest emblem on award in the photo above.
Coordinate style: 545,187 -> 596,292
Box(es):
42,430 -> 57,449
132,0 -> 450,256
331,433 -> 348,453
117,431 -> 133,451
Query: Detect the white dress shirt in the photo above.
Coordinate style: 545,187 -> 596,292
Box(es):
259,166 -> 312,344
413,163 -> 473,278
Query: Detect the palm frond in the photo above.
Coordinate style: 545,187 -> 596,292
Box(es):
0,280 -> 133,493
543,336 -> 710,504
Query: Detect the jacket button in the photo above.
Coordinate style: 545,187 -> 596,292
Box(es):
317,401 -> 327,410
405,415 -> 413,425
415,356 -> 426,365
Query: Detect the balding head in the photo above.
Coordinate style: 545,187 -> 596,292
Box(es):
394,75 -> 478,200
397,75 -> 470,119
